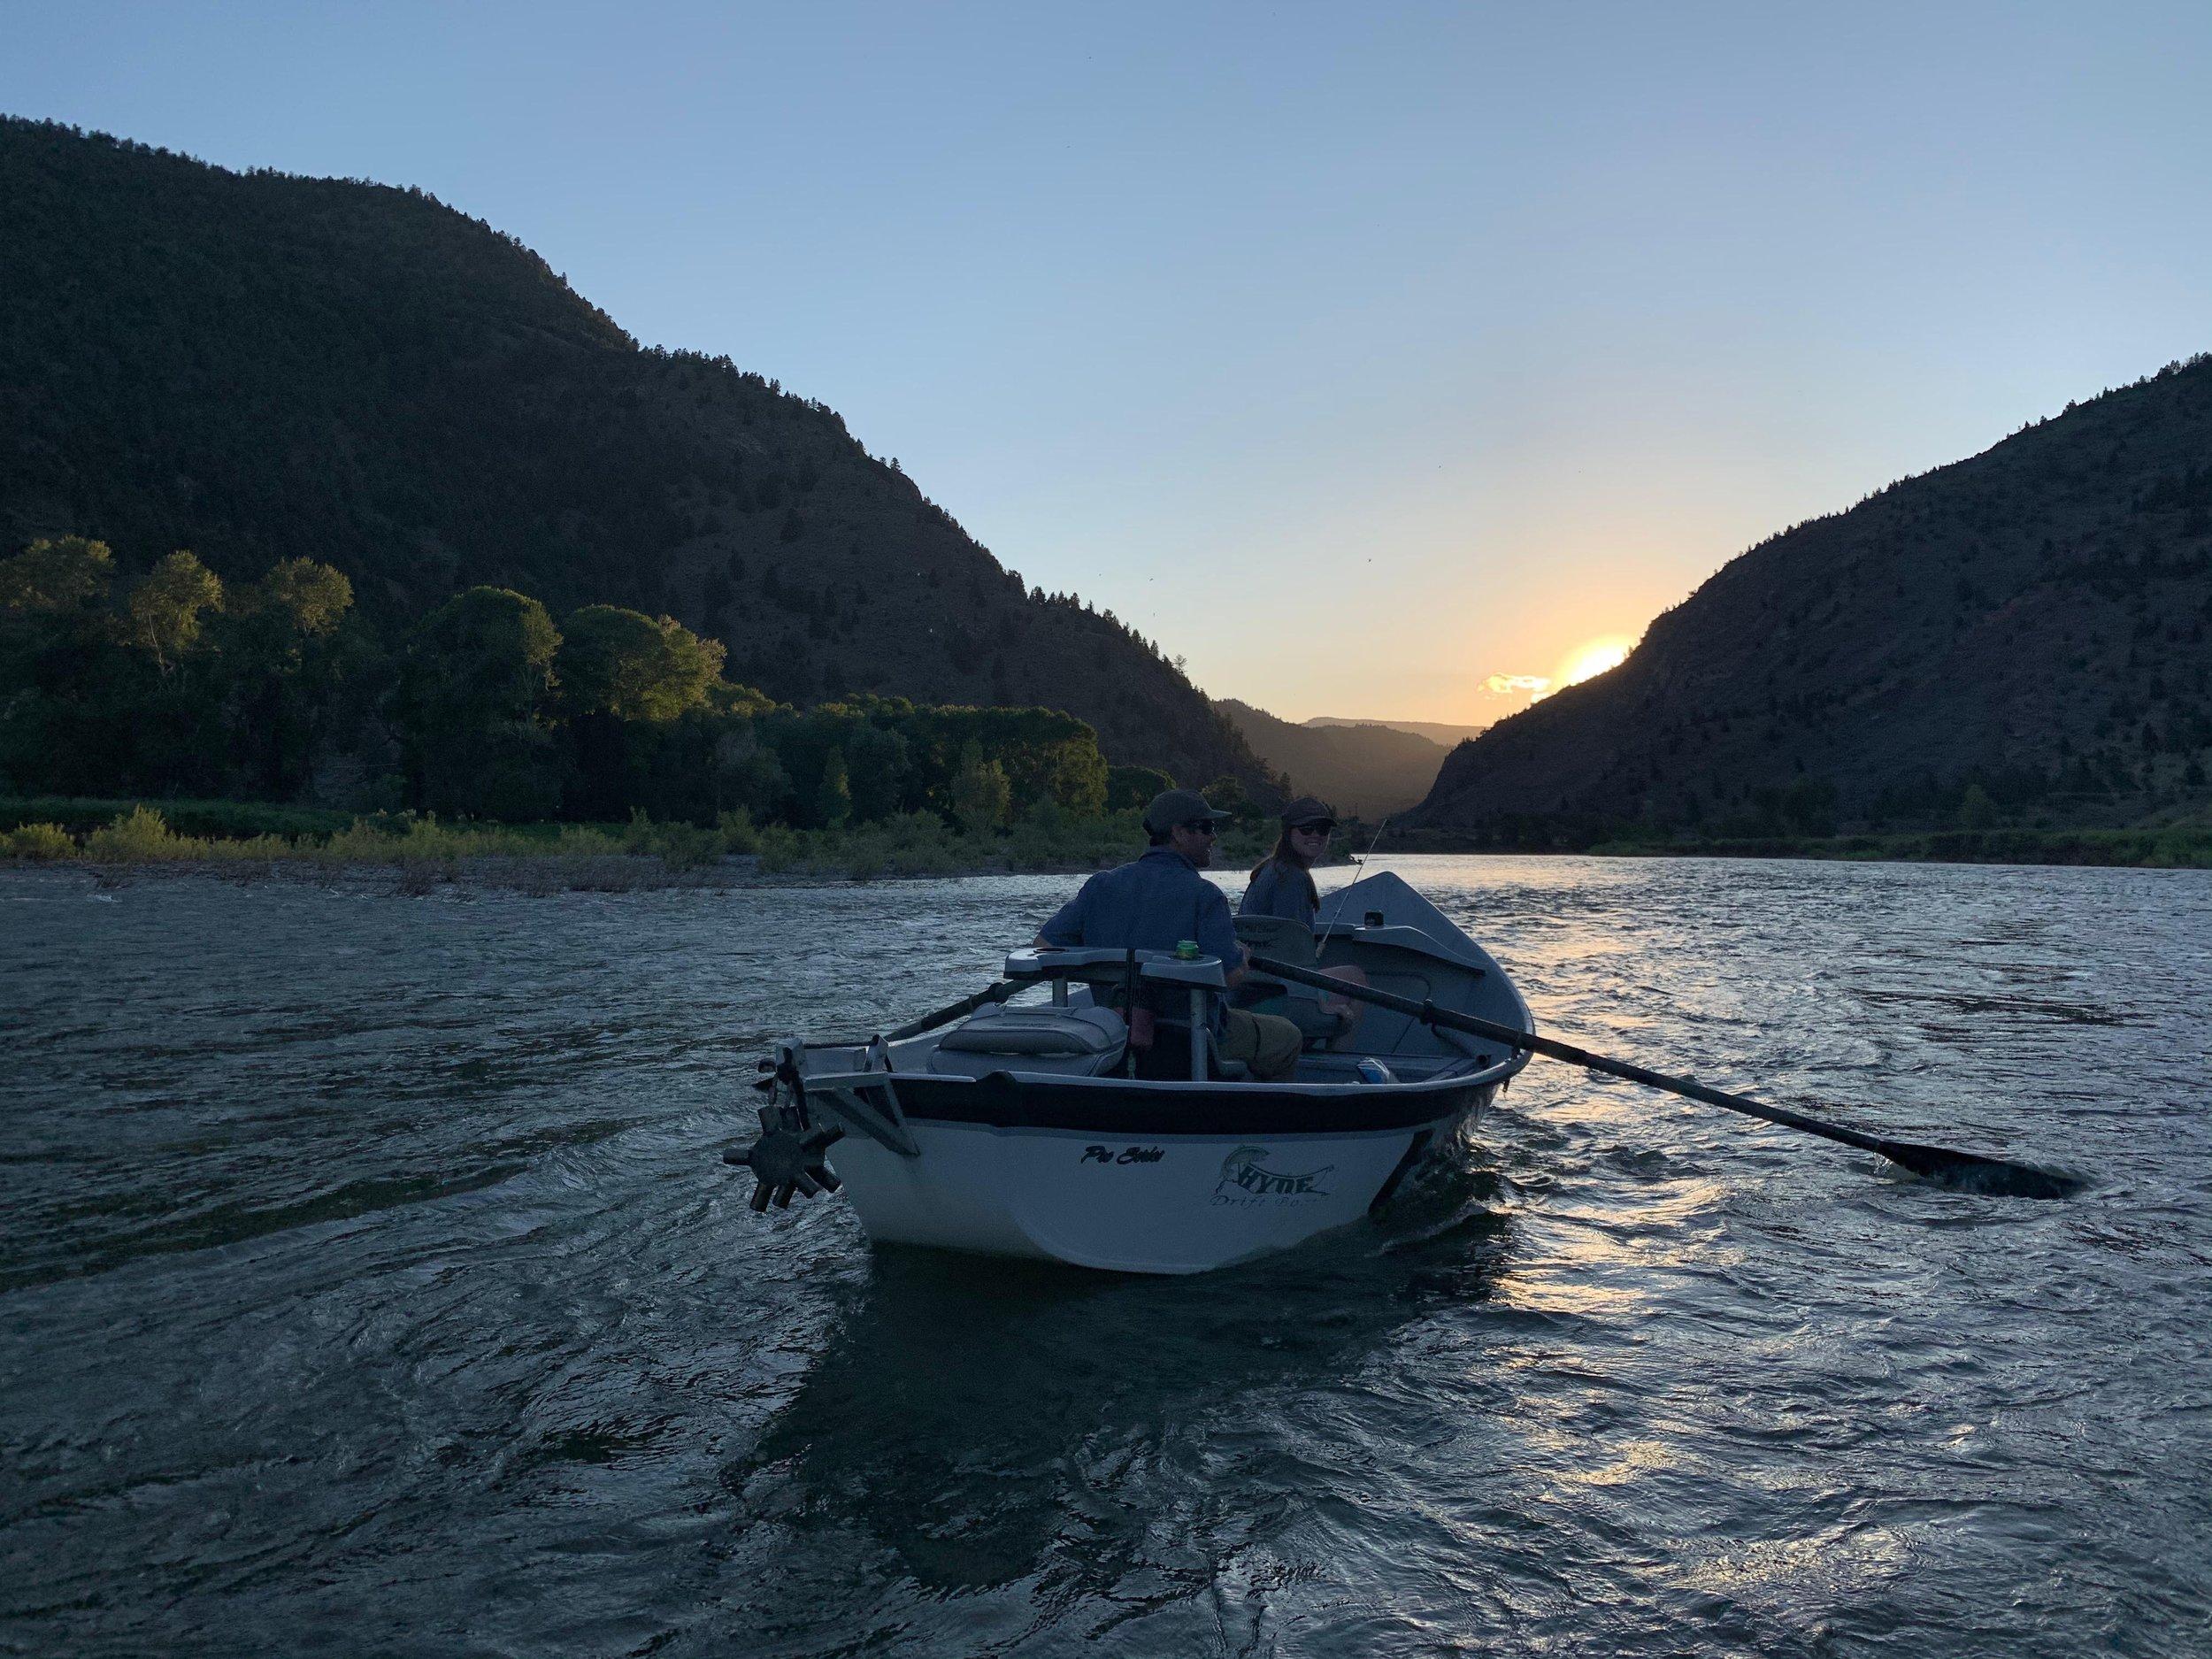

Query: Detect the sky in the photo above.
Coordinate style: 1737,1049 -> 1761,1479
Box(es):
6,2 -> 2209,723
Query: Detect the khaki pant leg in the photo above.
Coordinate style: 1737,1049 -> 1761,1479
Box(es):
1220,1009 -> 1304,1082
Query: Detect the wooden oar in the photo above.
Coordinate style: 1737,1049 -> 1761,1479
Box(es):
1248,955 -> 2081,1200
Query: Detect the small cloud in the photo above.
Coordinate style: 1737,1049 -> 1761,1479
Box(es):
1483,673 -> 1551,695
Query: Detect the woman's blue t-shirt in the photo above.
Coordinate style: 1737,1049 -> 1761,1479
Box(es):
1240,859 -> 1317,928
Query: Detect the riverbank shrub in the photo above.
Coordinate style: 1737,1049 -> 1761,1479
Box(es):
0,795 -> 353,840
84,805 -> 206,860
714,809 -> 761,856
2,821 -> 76,858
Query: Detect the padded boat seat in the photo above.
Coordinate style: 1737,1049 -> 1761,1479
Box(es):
927,1004 -> 1128,1079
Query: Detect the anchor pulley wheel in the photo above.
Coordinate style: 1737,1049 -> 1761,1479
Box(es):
725,1103 -> 844,1212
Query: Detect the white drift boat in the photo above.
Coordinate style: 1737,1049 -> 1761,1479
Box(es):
729,872 -> 1533,1275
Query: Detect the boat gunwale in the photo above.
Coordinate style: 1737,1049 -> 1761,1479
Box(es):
799,1053 -> 1525,1098
809,1067 -> 1508,1138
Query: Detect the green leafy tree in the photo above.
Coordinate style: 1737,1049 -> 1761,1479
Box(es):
556,605 -> 729,819
402,587 -> 562,726
1106,764 -> 1174,812
733,744 -> 795,822
696,718 -> 784,819
0,540 -> 229,794
256,557 -> 354,637
0,539 -> 123,790
844,721 -> 909,822
392,587 -> 563,817
1956,781 -> 1996,831
1040,726 -> 1108,815
0,536 -> 113,613
227,558 -> 360,796
949,741 -> 1010,833
1202,774 -> 1256,820
557,605 -> 726,722
710,680 -> 780,719
815,749 -> 853,828
894,705 -> 1110,818
124,551 -> 224,673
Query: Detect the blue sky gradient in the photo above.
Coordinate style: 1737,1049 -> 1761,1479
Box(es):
7,2 -> 2208,719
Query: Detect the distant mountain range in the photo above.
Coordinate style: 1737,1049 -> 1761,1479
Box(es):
1216,700 -> 1453,818
0,118 -> 1265,787
1407,357 -> 2212,842
1306,715 -> 1494,749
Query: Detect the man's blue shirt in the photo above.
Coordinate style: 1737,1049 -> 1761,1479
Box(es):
1038,847 -> 1242,965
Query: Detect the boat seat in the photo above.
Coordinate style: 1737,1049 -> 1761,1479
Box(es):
927,1004 -> 1128,1079
1132,1018 -> 1248,1083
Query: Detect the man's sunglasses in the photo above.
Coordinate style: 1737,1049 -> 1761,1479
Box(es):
1293,821 -> 1335,835
1179,819 -> 1219,835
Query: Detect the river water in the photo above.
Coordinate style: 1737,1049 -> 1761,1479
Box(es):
4,855 -> 2208,1656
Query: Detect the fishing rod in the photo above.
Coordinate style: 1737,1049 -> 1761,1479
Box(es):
1313,813 -> 1388,938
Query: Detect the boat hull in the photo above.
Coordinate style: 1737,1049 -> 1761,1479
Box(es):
810,1076 -> 1494,1275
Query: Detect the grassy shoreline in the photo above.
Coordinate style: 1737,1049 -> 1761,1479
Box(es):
11,798 -> 2207,883
1471,829 -> 2204,869
1367,820 -> 2210,869
1580,827 -> 2212,868
0,798 -> 1282,888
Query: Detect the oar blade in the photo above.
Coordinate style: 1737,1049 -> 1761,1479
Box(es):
1879,1140 -> 2082,1201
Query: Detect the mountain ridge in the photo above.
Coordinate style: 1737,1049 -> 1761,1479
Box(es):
0,116 -> 1267,787
1407,357 -> 2212,841
1305,715 -> 1494,749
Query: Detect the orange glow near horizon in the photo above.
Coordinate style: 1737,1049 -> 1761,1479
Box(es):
1528,634 -> 1634,702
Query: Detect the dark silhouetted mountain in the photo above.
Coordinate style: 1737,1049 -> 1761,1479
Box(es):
1217,699 -> 1448,818
1407,357 -> 2212,842
0,117 -> 1263,785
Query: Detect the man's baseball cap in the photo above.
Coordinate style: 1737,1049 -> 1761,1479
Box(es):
1142,788 -> 1234,834
1279,795 -> 1336,828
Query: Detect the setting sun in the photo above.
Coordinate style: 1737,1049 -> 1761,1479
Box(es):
1529,635 -> 1634,702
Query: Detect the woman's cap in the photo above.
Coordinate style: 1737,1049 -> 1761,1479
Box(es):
1280,795 -> 1336,827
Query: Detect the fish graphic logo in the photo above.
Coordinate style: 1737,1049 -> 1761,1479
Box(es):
1214,1145 -> 1333,1200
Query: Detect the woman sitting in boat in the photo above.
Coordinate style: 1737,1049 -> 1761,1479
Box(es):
1240,796 -> 1335,927
1239,796 -> 1366,1042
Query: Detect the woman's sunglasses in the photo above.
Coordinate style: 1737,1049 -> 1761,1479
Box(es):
1293,821 -> 1335,836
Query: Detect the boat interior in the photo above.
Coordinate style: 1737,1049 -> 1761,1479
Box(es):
805,873 -> 1531,1091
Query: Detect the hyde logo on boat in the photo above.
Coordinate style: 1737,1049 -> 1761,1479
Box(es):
1212,1146 -> 1333,1205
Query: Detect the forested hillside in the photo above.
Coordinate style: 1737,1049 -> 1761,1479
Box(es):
1408,357 -> 2212,844
0,117 -> 1263,787
0,533 -> 1202,835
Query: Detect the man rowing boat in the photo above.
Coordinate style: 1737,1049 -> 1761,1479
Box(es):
1033,788 -> 1302,1081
